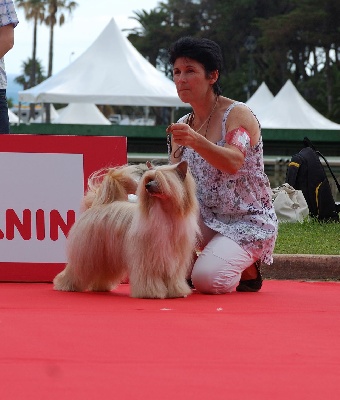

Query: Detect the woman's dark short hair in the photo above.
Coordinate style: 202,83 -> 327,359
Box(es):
168,36 -> 223,95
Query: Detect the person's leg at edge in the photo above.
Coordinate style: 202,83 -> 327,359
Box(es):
191,233 -> 255,294
0,90 -> 10,134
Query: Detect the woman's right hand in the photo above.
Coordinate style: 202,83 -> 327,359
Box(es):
167,122 -> 200,149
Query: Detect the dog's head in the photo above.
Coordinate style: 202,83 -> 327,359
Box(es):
144,161 -> 187,197
137,161 -> 198,216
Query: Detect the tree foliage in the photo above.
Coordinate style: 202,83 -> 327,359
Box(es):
128,0 -> 340,122
14,57 -> 46,89
16,0 -> 78,122
15,0 -> 78,79
44,0 -> 78,77
16,0 -> 45,89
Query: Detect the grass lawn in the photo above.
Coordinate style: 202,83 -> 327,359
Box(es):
274,218 -> 340,255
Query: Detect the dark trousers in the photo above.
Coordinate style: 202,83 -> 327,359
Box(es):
0,89 -> 10,134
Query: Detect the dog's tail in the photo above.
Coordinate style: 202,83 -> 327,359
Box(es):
81,165 -> 141,210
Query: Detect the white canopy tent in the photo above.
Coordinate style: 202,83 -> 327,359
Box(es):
32,104 -> 59,123
8,108 -> 19,123
18,18 -> 185,108
257,80 -> 340,130
246,82 -> 274,116
53,103 -> 111,125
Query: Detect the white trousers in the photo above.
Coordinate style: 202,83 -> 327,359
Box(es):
191,230 -> 255,295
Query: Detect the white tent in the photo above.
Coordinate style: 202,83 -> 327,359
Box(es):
8,108 -> 19,123
246,82 -> 274,116
32,104 -> 59,123
18,18 -> 185,108
53,103 -> 111,125
257,80 -> 340,130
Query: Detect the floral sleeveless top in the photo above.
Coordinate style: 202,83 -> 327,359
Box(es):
179,102 -> 278,265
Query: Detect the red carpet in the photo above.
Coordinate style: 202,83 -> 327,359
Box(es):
1,280 -> 340,399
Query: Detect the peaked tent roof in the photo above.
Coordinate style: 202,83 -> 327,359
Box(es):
18,19 -> 185,107
257,80 -> 340,130
246,82 -> 274,116
53,103 -> 111,125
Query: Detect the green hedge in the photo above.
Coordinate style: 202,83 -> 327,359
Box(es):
10,123 -> 340,142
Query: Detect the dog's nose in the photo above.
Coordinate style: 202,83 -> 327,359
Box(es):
145,181 -> 153,192
145,180 -> 158,194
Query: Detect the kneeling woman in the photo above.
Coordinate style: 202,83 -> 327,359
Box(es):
167,36 -> 278,294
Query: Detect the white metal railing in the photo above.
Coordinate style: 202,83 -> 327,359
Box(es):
128,153 -> 340,200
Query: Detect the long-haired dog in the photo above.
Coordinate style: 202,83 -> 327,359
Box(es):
53,161 -> 200,298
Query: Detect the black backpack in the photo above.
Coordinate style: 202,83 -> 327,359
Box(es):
286,137 -> 340,222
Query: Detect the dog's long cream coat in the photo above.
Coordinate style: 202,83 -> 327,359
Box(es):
53,161 -> 200,298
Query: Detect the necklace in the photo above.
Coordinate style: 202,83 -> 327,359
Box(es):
191,96 -> 219,137
171,95 -> 219,159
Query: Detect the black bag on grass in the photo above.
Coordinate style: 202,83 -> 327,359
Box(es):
285,137 -> 340,222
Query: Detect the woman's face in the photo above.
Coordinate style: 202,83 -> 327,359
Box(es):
172,57 -> 214,103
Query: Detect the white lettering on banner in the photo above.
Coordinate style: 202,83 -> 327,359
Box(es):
0,152 -> 83,263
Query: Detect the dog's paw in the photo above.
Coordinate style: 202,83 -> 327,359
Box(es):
53,272 -> 78,292
166,281 -> 192,298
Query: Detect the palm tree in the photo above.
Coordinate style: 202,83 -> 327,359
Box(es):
45,0 -> 78,77
16,0 -> 45,88
15,58 -> 46,90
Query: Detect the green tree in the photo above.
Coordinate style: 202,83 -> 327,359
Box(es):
128,0 -> 340,122
15,0 -> 45,88
128,9 -> 167,68
127,4 -> 197,124
128,0 -> 211,75
256,0 -> 340,118
43,0 -> 78,123
15,0 -> 45,119
15,57 -> 46,90
128,0 -> 261,100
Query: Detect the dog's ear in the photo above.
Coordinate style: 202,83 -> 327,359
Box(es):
175,160 -> 188,181
146,161 -> 153,170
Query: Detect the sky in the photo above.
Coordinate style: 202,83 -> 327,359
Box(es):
6,0 -> 160,76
